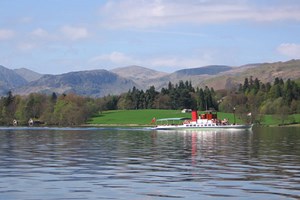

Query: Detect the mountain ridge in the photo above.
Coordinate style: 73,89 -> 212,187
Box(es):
14,69 -> 138,97
0,59 -> 299,97
0,65 -> 28,95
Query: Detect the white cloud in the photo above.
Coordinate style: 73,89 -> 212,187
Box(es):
151,56 -> 208,68
149,52 -> 214,71
17,42 -> 37,51
99,0 -> 300,28
61,25 -> 89,41
89,51 -> 214,71
31,28 -> 50,38
277,43 -> 300,58
19,17 -> 33,24
89,51 -> 137,66
0,29 -> 15,40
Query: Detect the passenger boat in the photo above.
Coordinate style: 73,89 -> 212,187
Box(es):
152,110 -> 253,130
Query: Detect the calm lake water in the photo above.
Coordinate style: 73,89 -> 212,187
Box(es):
0,127 -> 299,200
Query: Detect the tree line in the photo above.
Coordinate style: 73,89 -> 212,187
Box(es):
219,77 -> 300,123
0,78 -> 299,126
0,92 -> 97,126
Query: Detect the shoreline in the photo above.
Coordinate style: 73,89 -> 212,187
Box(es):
82,124 -> 152,127
1,123 -> 299,128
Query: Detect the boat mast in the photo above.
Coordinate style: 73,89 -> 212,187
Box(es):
233,107 -> 236,125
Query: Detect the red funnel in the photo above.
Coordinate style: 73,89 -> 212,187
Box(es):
191,111 -> 198,121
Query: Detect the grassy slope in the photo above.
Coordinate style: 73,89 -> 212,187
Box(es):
202,60 -> 300,90
88,109 -> 241,125
261,114 -> 300,126
88,109 -> 189,125
88,109 -> 300,126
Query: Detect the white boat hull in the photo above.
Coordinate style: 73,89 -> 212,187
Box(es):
153,124 -> 253,130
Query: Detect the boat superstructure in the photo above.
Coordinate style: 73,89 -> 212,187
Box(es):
153,110 -> 253,130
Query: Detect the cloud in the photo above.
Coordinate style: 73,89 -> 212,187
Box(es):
89,52 -> 137,66
0,29 -> 15,40
151,55 -> 211,68
277,43 -> 300,58
89,51 -> 214,71
61,25 -> 89,40
31,28 -> 50,38
99,0 -> 300,28
17,42 -> 37,51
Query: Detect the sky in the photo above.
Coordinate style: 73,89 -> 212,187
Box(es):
1,0 -> 300,74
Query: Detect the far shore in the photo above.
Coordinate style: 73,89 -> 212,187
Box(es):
83,123 -> 300,128
82,124 -> 152,127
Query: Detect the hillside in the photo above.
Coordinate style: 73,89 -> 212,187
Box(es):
175,65 -> 232,76
201,59 -> 300,90
14,68 -> 43,82
14,70 -> 137,97
139,60 -> 300,91
111,65 -> 167,88
1,59 -> 300,97
0,65 -> 28,95
153,65 -> 233,90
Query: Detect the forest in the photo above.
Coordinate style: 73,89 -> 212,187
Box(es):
0,77 -> 299,126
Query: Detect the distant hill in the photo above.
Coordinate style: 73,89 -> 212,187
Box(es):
174,65 -> 232,76
14,68 -> 43,82
15,70 -> 137,97
0,65 -> 28,95
1,59 -> 300,97
144,65 -> 233,90
111,65 -> 167,88
200,59 -> 300,90
139,60 -> 300,91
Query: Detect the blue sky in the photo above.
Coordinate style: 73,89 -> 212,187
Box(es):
1,0 -> 300,74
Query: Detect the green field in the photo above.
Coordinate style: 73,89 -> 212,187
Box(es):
88,109 -> 189,125
87,109 -> 300,126
88,109 -> 243,126
259,113 -> 300,126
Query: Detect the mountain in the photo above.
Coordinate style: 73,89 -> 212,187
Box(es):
15,70 -> 137,97
2,59 -> 300,97
135,60 -> 300,91
174,65 -> 232,76
0,65 -> 28,95
111,65 -> 167,88
14,68 -> 43,82
200,59 -> 300,90
145,65 -> 233,90
111,65 -> 232,90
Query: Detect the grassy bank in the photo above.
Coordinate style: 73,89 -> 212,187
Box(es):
87,109 -> 243,126
87,109 -> 300,127
88,109 -> 188,126
259,113 -> 300,126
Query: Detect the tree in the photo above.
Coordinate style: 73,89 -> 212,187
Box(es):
154,94 -> 171,109
25,93 -> 47,119
178,88 -> 193,109
1,91 -> 18,125
51,92 -> 57,103
243,78 -> 249,93
197,88 -> 205,111
145,86 -> 158,109
269,84 -> 282,99
252,78 -> 260,94
283,79 -> 293,105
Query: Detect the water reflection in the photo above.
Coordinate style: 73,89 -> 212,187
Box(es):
0,128 -> 299,199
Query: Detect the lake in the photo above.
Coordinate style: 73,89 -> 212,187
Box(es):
0,127 -> 299,199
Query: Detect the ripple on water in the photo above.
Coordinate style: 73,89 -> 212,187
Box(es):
0,128 -> 299,199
